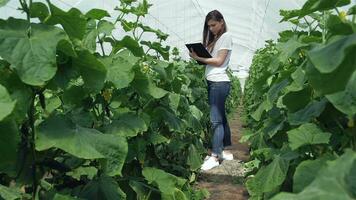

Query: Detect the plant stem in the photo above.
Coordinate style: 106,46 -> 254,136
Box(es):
98,36 -> 106,56
29,92 -> 37,199
322,11 -> 326,44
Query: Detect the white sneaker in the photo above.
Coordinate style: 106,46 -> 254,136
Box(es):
222,151 -> 234,160
201,156 -> 219,171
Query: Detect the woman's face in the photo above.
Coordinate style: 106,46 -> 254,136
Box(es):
207,19 -> 224,36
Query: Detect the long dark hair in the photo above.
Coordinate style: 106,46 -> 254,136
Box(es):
203,10 -> 227,51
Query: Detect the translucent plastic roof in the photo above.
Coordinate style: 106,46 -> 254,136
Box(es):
2,0 -> 354,78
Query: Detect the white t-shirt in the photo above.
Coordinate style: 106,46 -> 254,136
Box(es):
205,32 -> 232,82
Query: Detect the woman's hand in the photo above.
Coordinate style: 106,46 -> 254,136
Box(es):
189,48 -> 199,60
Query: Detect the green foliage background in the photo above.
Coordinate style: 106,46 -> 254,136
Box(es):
242,0 -> 356,199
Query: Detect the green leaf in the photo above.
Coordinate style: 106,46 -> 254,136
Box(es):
246,156 -> 289,195
326,15 -> 353,35
97,20 -> 114,35
308,34 -> 356,73
36,115 -> 128,176
347,5 -> 356,15
129,180 -> 152,199
0,84 -> 16,121
138,23 -> 169,40
284,67 -> 306,92
148,133 -> 168,145
0,18 -> 66,85
73,50 -> 107,92
66,166 -> 98,180
153,107 -> 184,132
79,176 -> 126,200
85,9 -> 110,20
288,98 -> 327,125
305,56 -> 356,95
287,123 -> 331,150
45,4 -> 87,39
142,167 -> 186,195
267,79 -> 289,107
168,93 -> 180,113
30,2 -> 49,21
114,36 -> 144,57
187,144 -> 203,171
132,71 -> 168,99
271,149 -> 356,200
141,40 -> 170,60
0,184 -> 23,200
0,120 -> 19,175
326,71 -> 356,116
0,0 -> 9,7
104,113 -> 147,138
279,9 -> 301,22
102,49 -> 138,89
293,155 -> 334,193
0,63 -> 32,122
299,0 -> 350,18
283,87 -> 312,113
53,193 -> 80,200
277,37 -> 307,63
252,101 -> 268,121
131,0 -> 151,16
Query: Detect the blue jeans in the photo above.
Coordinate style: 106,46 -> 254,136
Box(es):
207,81 -> 231,156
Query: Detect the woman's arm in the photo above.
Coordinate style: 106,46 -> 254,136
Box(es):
189,49 -> 229,67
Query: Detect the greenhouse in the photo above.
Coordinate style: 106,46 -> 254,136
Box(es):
0,0 -> 356,199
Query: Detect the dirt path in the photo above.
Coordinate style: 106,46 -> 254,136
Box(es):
196,109 -> 250,200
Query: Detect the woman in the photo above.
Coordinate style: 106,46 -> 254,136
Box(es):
189,10 -> 233,171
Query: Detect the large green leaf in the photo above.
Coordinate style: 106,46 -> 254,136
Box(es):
271,149 -> 356,200
246,155 -> 289,196
36,115 -> 128,176
293,154 -> 334,193
348,5 -> 356,14
102,49 -> 138,89
0,18 -> 66,85
283,87 -> 312,113
142,167 -> 186,195
83,20 -> 114,52
0,84 -> 16,121
104,113 -> 147,138
287,98 -> 327,125
0,120 -> 19,175
299,0 -> 350,18
305,56 -> 356,95
45,3 -> 87,39
30,2 -> 49,22
114,35 -> 144,57
0,184 -> 23,200
153,107 -> 184,132
267,79 -> 289,108
308,34 -> 356,73
132,71 -> 168,99
73,50 -> 107,92
53,193 -> 80,200
326,71 -> 356,116
0,70 -> 32,123
187,144 -> 202,171
287,123 -> 331,150
141,41 -> 170,60
66,166 -> 98,181
276,37 -> 308,63
85,9 -> 110,20
79,176 -> 126,200
129,180 -> 152,200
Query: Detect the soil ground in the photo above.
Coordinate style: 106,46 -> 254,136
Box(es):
196,109 -> 250,200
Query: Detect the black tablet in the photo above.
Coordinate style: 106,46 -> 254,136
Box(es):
185,43 -> 212,65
